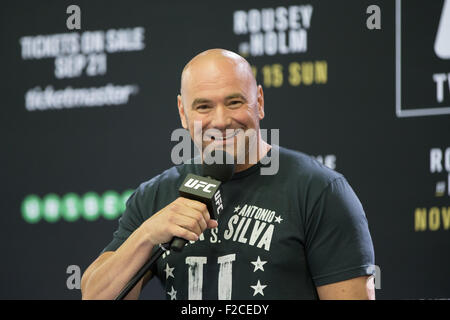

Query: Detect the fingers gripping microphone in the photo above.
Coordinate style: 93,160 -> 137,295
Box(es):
169,150 -> 235,251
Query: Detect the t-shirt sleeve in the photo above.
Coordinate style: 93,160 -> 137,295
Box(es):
100,180 -> 157,255
304,177 -> 375,287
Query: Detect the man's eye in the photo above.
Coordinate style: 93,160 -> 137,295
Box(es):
229,100 -> 243,106
197,105 -> 210,110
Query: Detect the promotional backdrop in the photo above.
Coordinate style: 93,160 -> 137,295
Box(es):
1,0 -> 449,299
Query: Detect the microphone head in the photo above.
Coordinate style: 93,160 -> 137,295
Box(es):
202,149 -> 235,182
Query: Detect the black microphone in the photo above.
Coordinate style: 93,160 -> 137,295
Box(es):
169,150 -> 235,251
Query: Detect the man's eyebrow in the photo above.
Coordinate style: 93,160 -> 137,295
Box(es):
191,98 -> 213,108
191,94 -> 247,108
225,93 -> 247,101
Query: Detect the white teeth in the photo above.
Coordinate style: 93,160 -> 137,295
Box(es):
212,129 -> 240,140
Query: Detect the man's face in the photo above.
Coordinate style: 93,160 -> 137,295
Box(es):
177,56 -> 265,163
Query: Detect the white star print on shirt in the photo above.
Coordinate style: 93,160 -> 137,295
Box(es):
250,280 -> 267,296
251,256 -> 267,272
167,286 -> 177,300
274,215 -> 283,223
164,263 -> 175,279
234,205 -> 241,213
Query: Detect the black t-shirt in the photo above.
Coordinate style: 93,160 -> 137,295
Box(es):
102,145 -> 375,299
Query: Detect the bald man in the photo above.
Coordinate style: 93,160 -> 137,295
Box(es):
178,49 -> 270,173
81,49 -> 375,300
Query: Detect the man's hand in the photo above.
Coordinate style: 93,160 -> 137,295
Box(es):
142,197 -> 218,245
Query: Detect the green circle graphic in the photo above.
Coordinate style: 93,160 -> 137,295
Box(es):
21,194 -> 41,224
82,192 -> 100,221
102,190 -> 120,220
61,193 -> 81,222
42,193 -> 60,223
22,189 -> 136,224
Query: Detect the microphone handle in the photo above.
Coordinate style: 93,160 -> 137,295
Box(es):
170,236 -> 188,252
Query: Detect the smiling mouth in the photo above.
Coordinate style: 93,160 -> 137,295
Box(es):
210,129 -> 242,141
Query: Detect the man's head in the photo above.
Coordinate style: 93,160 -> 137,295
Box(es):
177,48 -> 269,171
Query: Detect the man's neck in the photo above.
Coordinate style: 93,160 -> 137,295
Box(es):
233,140 -> 272,173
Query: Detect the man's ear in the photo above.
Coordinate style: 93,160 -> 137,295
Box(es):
177,94 -> 188,129
256,85 -> 265,120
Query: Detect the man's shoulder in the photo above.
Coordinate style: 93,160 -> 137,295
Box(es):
135,162 -> 198,195
277,145 -> 344,187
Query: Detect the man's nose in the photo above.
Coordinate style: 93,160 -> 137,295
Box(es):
210,105 -> 231,130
